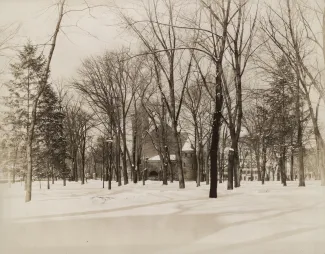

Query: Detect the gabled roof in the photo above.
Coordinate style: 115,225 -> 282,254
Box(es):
182,137 -> 194,152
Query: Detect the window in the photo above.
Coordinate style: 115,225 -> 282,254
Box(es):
184,162 -> 186,167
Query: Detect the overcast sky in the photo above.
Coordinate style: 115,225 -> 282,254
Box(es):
0,0 -> 135,81
0,0 -> 325,135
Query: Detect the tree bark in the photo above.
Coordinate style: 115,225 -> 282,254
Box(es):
51,165 -> 54,184
209,78 -> 223,198
172,122 -> 185,188
122,117 -> 128,185
261,137 -> 267,185
206,138 -> 210,185
162,146 -> 168,185
132,127 -> 137,184
227,149 -> 234,189
81,134 -> 86,185
298,145 -> 305,187
255,144 -> 261,181
280,147 -> 287,186
116,131 -> 122,186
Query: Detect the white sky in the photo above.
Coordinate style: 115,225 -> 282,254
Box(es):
0,0 -> 324,136
0,0 -> 138,81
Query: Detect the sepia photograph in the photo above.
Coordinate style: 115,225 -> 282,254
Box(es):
0,0 -> 324,253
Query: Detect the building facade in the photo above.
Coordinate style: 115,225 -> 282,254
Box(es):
142,125 -> 196,181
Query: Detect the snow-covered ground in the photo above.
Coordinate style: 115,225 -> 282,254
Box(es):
0,180 -> 324,254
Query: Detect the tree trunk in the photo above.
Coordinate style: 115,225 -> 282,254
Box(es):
217,148 -> 222,184
132,128 -> 136,184
108,163 -> 111,190
136,151 -> 141,183
250,148 -> 253,181
195,150 -> 200,187
108,171 -> 112,190
206,138 -> 210,185
25,0 -> 65,202
25,102 -> 37,202
289,131 -> 294,181
195,147 -> 203,187
162,163 -> 168,185
227,132 -> 239,189
162,146 -> 168,185
108,141 -> 112,190
12,148 -> 18,184
290,150 -> 294,181
220,126 -> 227,183
209,82 -> 223,198
294,82 -> 304,186
116,127 -> 122,186
122,117 -> 128,185
234,147 -> 240,187
73,150 -> 78,182
51,166 -> 54,184
81,153 -> 85,185
102,163 -> 105,189
172,123 -> 185,189
142,160 -> 146,185
199,140 -> 204,182
47,173 -> 50,190
280,147 -> 287,186
227,149 -> 234,189
261,137 -> 267,185
298,146 -> 305,187
161,113 -> 168,185
170,163 -> 174,183
317,139 -> 325,186
255,145 -> 261,181
219,148 -> 225,183
105,142 -> 108,182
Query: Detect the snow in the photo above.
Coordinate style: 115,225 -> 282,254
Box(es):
148,154 -> 176,161
0,180 -> 324,254
182,138 -> 194,152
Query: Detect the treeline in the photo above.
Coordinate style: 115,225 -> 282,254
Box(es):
1,0 -> 325,202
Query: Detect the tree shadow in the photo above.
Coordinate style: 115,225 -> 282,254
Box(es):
11,192 -> 244,222
3,199 -> 322,254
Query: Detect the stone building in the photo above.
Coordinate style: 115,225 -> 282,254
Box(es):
142,125 -> 196,181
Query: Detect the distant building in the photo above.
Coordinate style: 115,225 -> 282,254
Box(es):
141,125 -> 197,181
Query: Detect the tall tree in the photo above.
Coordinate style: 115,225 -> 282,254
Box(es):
260,0 -> 321,185
122,0 -> 195,189
25,0 -> 66,202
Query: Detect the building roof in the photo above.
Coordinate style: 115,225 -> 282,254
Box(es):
181,137 -> 194,152
148,154 -> 176,161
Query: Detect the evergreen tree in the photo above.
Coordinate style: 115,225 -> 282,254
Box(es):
265,56 -> 298,186
3,42 -> 46,181
37,84 -> 67,186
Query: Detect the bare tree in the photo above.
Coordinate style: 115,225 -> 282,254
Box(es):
0,23 -> 20,57
260,0 -> 325,186
74,48 -> 145,185
122,0 -> 196,189
182,73 -> 213,187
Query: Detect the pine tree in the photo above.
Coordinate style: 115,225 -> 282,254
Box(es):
265,56 -> 297,186
37,83 -> 67,187
3,42 -> 46,183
